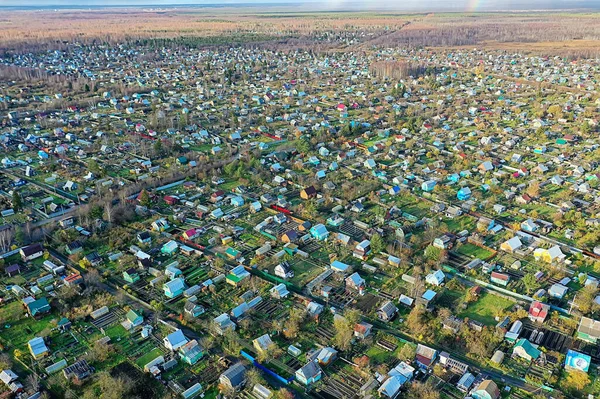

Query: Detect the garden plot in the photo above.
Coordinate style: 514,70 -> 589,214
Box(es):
521,324 -> 572,353
315,325 -> 335,344
50,331 -> 87,359
355,293 -> 380,313
339,222 -> 365,241
526,362 -> 555,384
126,282 -> 156,305
318,369 -> 364,399
239,242 -> 259,257
454,243 -> 495,260
447,251 -> 472,270
134,346 -> 164,368
237,390 -> 264,399
376,338 -> 398,352
441,384 -> 465,399
328,286 -> 356,309
265,220 -> 298,237
283,355 -> 301,370
198,364 -> 221,385
299,239 -> 321,254
509,390 -> 530,399
251,299 -> 282,319
289,258 -> 324,288
378,290 -> 396,301
183,265 -> 208,285
92,308 -> 125,330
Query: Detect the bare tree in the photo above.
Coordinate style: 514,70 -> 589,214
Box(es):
25,373 -> 40,392
104,201 -> 114,224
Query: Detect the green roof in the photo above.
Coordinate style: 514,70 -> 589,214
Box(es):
226,274 -> 243,283
28,297 -> 50,316
514,338 -> 541,359
225,247 -> 239,256
126,309 -> 142,323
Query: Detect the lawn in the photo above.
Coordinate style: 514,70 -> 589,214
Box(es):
135,347 -> 164,368
365,343 -> 406,365
444,215 -> 476,233
104,324 -> 128,340
0,302 -> 56,353
455,243 -> 495,260
458,292 -> 514,326
220,179 -> 241,191
290,259 -> 324,287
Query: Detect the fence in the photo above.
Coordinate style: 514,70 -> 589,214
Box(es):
240,350 -> 294,385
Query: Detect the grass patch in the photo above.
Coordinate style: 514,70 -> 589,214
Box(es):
135,347 -> 164,368
289,259 -> 323,287
104,324 -> 127,340
455,243 -> 495,260
458,292 -> 514,326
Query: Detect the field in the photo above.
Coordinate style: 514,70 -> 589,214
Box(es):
458,292 -> 515,326
454,243 -> 495,260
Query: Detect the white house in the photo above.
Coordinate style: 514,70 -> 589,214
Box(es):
274,262 -> 294,279
163,329 -> 188,351
426,270 -> 445,286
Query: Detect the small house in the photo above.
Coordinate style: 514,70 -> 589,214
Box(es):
513,338 -> 541,362
163,278 -> 186,298
253,334 -> 274,354
123,309 -> 143,329
471,380 -> 500,399
137,231 -> 152,244
310,224 -> 329,241
20,243 -> 44,261
295,361 -> 322,386
163,329 -> 188,351
415,344 -> 437,369
490,272 -> 510,286
548,283 -> 568,299
26,297 -> 51,317
345,272 -> 366,295
354,322 -> 373,339
270,283 -> 290,299
219,363 -> 246,391
426,270 -> 445,286
577,317 -> 600,343
184,301 -> 205,318
500,236 -> 522,253
300,186 -> 317,199
378,301 -> 398,322
528,301 -> 550,323
123,268 -> 140,284
274,262 -> 294,279
179,340 -> 203,365
28,337 -> 49,359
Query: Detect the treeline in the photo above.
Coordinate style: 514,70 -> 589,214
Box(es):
369,60 -> 427,80
368,15 -> 600,57
135,33 -> 287,50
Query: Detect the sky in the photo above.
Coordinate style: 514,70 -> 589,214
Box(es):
0,0 -> 599,11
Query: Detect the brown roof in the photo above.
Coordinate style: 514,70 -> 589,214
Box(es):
475,380 -> 500,399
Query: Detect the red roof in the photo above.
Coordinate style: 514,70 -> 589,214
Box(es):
529,301 -> 549,320
416,354 -> 433,366
183,228 -> 197,237
491,271 -> 509,281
